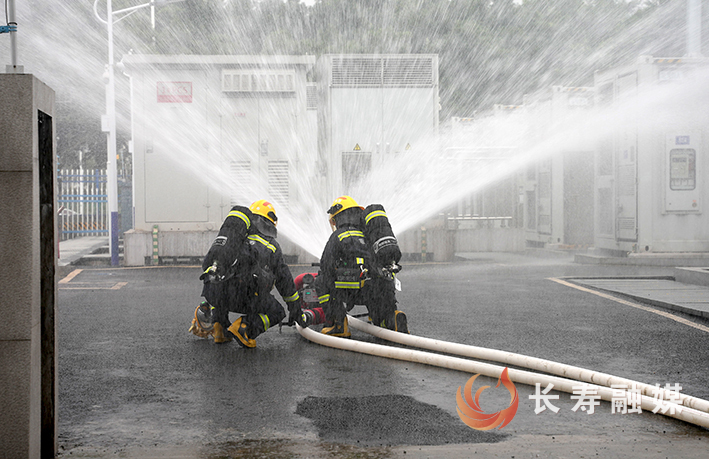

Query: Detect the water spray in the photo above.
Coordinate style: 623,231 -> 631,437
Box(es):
133,61 -> 709,261
350,64 -> 709,240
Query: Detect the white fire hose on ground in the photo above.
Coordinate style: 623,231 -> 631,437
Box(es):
346,316 -> 709,414
296,317 -> 709,429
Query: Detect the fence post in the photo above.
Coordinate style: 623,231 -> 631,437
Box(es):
152,225 -> 159,266
421,226 -> 427,263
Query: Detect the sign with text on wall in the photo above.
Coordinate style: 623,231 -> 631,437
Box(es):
157,81 -> 192,103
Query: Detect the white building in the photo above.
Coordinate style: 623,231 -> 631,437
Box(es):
593,55 -> 709,255
523,86 -> 595,249
121,55 -> 317,265
120,54 -> 442,265
315,54 -> 440,198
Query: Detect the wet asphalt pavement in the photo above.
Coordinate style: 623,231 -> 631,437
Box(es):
56,253 -> 709,458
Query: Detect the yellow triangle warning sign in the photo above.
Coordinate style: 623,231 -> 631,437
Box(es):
354,144 -> 361,151
405,143 -> 412,150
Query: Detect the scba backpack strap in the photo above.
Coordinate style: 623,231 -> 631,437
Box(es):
201,206 -> 253,281
363,204 -> 401,266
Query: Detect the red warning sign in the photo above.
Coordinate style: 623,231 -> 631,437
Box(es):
157,81 -> 192,103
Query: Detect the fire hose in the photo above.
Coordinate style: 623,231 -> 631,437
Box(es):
295,317 -> 709,429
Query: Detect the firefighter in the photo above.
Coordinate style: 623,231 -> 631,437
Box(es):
299,195 -> 408,337
189,200 -> 301,348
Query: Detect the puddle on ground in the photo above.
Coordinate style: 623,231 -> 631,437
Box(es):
295,394 -> 507,447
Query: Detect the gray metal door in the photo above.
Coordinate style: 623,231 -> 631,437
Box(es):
537,159 -> 552,235
341,151 -> 372,194
615,72 -> 638,242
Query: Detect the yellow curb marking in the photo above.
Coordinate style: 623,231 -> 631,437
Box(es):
59,269 -> 82,284
59,283 -> 128,290
58,268 -> 127,290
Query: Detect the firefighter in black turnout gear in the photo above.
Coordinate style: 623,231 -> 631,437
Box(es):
189,200 -> 300,348
298,195 -> 408,337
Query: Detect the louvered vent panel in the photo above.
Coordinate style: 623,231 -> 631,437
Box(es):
618,217 -> 636,231
268,160 -> 290,208
230,161 -> 251,205
331,57 -> 383,86
331,56 -> 434,87
383,57 -> 434,86
306,84 -> 317,110
222,70 -> 295,93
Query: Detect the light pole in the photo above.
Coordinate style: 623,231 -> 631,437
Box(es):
686,0 -> 703,57
93,0 -> 185,265
1,0 -> 22,73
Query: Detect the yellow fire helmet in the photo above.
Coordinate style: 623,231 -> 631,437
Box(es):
327,195 -> 363,217
327,195 -> 363,230
250,200 -> 278,226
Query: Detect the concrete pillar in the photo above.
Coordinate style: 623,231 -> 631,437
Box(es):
0,74 -> 57,458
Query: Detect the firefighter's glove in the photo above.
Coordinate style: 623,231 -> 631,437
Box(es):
287,302 -> 301,326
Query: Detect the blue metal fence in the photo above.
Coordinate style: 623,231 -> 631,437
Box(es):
57,169 -> 108,240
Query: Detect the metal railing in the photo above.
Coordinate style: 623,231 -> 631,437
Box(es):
57,169 -> 108,240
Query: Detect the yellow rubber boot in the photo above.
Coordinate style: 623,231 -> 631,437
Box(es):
393,310 -> 409,334
228,317 -> 256,348
213,322 -> 233,344
321,316 -> 351,338
380,310 -> 409,334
